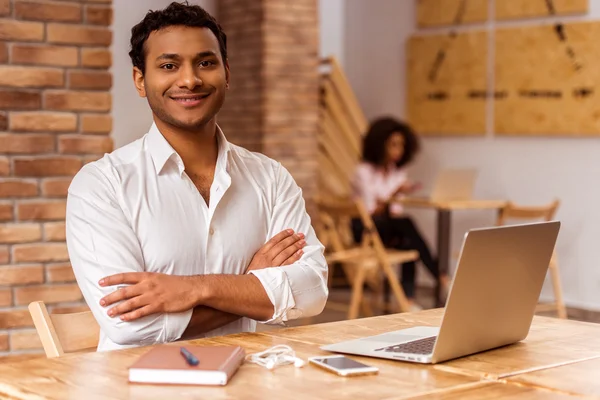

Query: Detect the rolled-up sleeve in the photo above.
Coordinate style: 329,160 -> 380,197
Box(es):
249,163 -> 328,324
66,164 -> 192,350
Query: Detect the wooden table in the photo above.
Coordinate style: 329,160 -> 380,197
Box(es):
398,198 -> 507,283
0,309 -> 599,399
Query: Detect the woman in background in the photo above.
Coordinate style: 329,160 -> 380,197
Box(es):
352,117 -> 447,310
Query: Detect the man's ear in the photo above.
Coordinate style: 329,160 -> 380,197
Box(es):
133,67 -> 146,97
225,60 -> 230,89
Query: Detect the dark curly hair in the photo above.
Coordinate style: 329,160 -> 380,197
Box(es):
362,117 -> 420,168
129,1 -> 227,74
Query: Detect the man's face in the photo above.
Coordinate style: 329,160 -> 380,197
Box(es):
134,26 -> 229,132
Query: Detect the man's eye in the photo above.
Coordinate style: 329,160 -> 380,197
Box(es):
161,63 -> 176,70
199,60 -> 214,68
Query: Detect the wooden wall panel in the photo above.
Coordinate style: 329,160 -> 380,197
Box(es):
495,21 -> 600,135
407,31 -> 488,136
496,0 -> 588,21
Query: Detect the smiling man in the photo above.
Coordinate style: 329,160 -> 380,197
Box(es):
65,2 -> 328,351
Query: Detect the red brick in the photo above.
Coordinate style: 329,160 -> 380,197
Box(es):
0,134 -> 55,154
11,44 -> 79,67
59,135 -> 113,154
44,221 -> 65,241
15,284 -> 82,305
0,179 -> 38,198
0,157 -> 8,176
81,47 -> 111,68
0,20 -> 44,41
68,70 -> 112,90
0,289 -> 11,307
10,330 -> 42,351
17,200 -> 66,221
0,309 -> 32,329
47,23 -> 111,46
0,90 -> 41,110
0,112 -> 6,130
0,264 -> 44,284
15,1 -> 82,22
61,0 -> 111,3
0,41 -> 7,63
14,156 -> 82,177
46,262 -> 75,282
0,66 -> 64,88
81,114 -> 112,134
41,178 -> 72,198
45,91 -> 111,112
0,0 -> 9,16
13,243 -> 69,263
10,112 -> 77,132
83,155 -> 103,164
0,224 -> 42,244
85,5 -> 112,25
0,203 -> 13,221
0,245 -> 8,263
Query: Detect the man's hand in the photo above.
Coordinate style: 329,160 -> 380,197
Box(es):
98,273 -> 198,321
246,229 -> 305,273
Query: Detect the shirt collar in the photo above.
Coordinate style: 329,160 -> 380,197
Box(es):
147,122 -> 231,176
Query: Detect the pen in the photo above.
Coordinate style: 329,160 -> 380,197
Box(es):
180,347 -> 199,366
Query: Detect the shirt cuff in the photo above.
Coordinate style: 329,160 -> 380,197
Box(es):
164,308 -> 194,342
249,268 -> 298,324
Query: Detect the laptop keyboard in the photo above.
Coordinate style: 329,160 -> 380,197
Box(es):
374,336 -> 437,355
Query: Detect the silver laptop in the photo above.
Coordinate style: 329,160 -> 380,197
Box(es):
321,221 -> 560,364
430,169 -> 477,201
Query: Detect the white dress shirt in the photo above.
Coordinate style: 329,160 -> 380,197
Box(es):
66,123 -> 328,352
352,162 -> 408,216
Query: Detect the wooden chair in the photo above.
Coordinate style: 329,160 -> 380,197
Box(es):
316,197 -> 419,319
28,301 -> 99,358
496,200 -> 567,319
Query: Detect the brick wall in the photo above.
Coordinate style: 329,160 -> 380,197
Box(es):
0,0 -> 112,357
217,0 -> 320,214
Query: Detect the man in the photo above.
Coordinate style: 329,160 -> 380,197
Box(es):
66,2 -> 328,351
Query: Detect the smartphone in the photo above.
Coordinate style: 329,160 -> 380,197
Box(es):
308,355 -> 379,376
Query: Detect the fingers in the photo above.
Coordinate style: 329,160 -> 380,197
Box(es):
260,229 -> 294,253
99,272 -> 146,287
106,293 -> 151,318
270,233 -> 305,258
120,305 -> 155,322
281,248 -> 304,266
272,235 -> 306,266
100,283 -> 144,307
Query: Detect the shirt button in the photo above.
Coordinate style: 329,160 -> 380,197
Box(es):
209,228 -> 215,235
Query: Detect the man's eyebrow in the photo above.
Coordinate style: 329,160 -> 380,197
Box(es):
156,53 -> 180,61
155,51 -> 218,61
195,51 -> 218,58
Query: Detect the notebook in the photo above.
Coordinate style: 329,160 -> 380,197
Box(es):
128,345 -> 245,386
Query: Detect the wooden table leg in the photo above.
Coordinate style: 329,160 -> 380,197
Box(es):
437,209 -> 451,306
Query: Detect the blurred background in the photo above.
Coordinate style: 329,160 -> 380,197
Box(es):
1,0 -> 600,360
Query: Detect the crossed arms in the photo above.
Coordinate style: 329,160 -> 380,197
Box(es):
66,163 -> 328,347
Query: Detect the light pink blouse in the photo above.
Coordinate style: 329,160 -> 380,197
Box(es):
352,162 -> 408,216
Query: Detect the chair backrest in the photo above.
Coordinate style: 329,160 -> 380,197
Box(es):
28,301 -> 99,358
316,197 -> 387,251
497,200 -> 559,226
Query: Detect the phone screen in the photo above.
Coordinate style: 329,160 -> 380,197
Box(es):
314,356 -> 371,370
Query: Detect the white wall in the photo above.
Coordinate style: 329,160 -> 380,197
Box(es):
318,0 -> 345,64
329,0 -> 600,310
111,0 -> 217,148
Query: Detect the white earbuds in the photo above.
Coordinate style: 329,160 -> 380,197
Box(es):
245,345 -> 305,370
